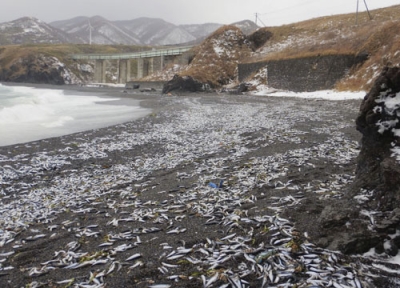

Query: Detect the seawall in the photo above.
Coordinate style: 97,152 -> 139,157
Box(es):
238,54 -> 364,92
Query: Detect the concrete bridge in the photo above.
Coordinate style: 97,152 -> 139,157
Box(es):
70,46 -> 194,83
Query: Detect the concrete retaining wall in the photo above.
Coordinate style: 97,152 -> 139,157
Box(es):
238,54 -> 362,92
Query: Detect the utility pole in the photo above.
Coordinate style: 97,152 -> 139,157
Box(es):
356,0 -> 373,25
88,19 -> 92,45
254,13 -> 266,27
363,0 -> 373,21
356,0 -> 359,24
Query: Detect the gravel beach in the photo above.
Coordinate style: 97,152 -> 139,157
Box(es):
0,86 -> 397,287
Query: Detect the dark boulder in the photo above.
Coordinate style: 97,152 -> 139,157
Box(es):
247,28 -> 273,51
12,66 -> 65,85
162,74 -> 210,94
353,66 -> 400,210
219,82 -> 252,95
292,67 -> 400,256
237,82 -> 251,93
125,82 -> 140,89
0,54 -> 68,85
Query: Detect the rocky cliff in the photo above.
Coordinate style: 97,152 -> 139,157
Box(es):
354,66 -> 400,210
0,51 -> 93,85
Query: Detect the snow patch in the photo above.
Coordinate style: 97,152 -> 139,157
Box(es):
252,89 -> 366,100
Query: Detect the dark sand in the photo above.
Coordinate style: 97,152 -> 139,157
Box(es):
0,85 -> 376,287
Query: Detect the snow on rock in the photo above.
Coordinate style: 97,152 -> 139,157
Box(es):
78,64 -> 93,74
371,83 -> 400,160
180,25 -> 252,87
4,53 -> 86,85
211,29 -> 242,57
353,66 -> 400,210
41,56 -> 81,84
143,64 -> 184,82
149,25 -> 252,87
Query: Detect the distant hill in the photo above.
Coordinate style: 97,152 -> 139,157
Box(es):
50,15 -> 141,45
0,17 -> 81,45
50,16 -> 259,46
3,5 -> 398,91
0,15 -> 258,46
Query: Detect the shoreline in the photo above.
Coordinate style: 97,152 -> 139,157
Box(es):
0,83 -> 161,147
0,86 -> 396,287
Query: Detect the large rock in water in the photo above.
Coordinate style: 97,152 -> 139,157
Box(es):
162,74 -> 210,94
354,66 -> 400,210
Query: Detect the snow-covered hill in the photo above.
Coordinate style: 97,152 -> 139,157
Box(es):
114,17 -> 196,45
0,17 -> 81,45
0,15 -> 259,46
51,16 -> 141,45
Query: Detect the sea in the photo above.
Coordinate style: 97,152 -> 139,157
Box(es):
0,84 -> 151,147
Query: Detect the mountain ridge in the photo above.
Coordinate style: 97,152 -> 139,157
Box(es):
0,15 -> 259,46
0,17 -> 82,45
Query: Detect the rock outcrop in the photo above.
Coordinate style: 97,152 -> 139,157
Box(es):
354,66 -> 400,210
179,25 -> 252,88
286,67 -> 400,258
0,54 -> 90,85
162,74 -> 210,94
246,28 -> 273,51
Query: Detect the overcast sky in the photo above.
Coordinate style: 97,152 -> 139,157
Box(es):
1,0 -> 399,26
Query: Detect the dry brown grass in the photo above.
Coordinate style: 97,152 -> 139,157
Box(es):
180,25 -> 252,87
0,44 -> 148,68
243,4 -> 400,90
0,44 -> 149,82
336,20 -> 400,91
1,5 -> 400,90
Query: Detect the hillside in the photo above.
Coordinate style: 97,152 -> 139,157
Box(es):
0,15 -> 258,47
0,4 -> 399,90
0,44 -> 148,84
154,4 -> 400,92
245,4 -> 400,91
183,25 -> 252,87
0,17 -> 81,45
52,15 -> 142,45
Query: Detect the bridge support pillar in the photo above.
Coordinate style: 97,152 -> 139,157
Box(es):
118,59 -> 131,83
160,55 -> 164,70
148,58 -> 154,75
94,59 -> 106,83
137,58 -> 144,79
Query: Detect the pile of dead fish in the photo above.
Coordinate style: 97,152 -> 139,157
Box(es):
0,96 -> 398,287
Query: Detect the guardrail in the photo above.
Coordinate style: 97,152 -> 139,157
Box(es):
70,46 -> 194,60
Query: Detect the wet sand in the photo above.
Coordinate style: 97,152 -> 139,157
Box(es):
0,86 -> 393,287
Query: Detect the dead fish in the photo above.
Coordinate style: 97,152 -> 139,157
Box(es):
126,253 -> 142,261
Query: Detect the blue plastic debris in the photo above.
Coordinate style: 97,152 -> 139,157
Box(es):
208,182 -> 218,188
208,180 -> 224,188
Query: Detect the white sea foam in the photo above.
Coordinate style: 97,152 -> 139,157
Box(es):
0,84 -> 150,146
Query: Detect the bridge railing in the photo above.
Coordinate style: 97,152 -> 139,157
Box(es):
70,45 -> 194,60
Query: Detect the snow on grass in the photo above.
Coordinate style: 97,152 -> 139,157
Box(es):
213,41 -> 226,57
